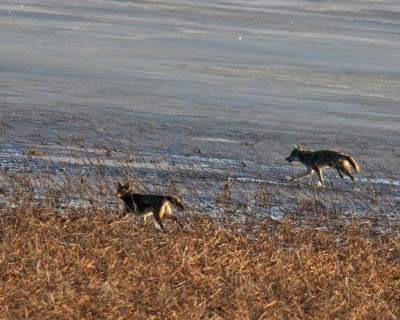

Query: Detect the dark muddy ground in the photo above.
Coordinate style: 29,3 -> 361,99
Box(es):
1,0 -> 399,229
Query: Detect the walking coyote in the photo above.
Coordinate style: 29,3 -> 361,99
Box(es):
285,145 -> 360,190
116,181 -> 184,230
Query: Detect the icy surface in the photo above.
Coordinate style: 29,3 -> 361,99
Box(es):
0,0 -> 399,228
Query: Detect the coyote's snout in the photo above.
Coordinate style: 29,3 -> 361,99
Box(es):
286,145 -> 360,190
116,181 -> 184,230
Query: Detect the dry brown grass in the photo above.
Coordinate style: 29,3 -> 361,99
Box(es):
0,203 -> 398,319
0,148 -> 399,319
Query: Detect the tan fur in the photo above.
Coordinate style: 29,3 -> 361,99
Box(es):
116,182 -> 184,230
285,145 -> 360,190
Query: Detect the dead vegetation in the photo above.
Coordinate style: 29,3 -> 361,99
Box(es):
0,149 -> 399,319
0,205 -> 398,319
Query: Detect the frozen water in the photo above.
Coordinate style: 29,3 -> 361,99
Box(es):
0,0 -> 398,227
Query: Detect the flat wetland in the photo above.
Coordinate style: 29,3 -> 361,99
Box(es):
0,0 -> 399,318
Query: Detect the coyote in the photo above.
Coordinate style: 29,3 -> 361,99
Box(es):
285,145 -> 360,190
116,181 -> 184,230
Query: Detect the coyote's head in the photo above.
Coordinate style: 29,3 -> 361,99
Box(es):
285,145 -> 303,163
116,181 -> 134,198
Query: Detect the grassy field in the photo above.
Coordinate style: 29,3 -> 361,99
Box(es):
0,151 -> 399,319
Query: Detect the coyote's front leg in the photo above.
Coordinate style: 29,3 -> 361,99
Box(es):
290,169 -> 314,182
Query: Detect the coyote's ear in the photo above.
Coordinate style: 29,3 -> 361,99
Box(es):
117,181 -> 121,187
297,145 -> 302,150
125,182 -> 130,188
294,144 -> 299,149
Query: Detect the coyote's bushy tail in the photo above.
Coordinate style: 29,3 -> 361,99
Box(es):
167,196 -> 185,210
345,155 -> 360,173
